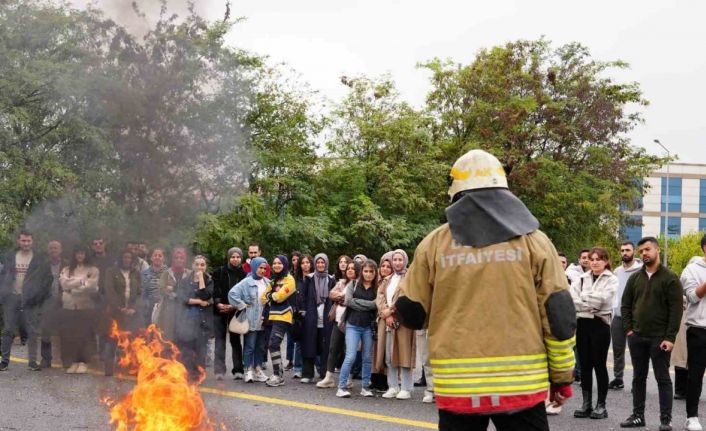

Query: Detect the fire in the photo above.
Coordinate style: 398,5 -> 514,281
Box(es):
102,321 -> 220,431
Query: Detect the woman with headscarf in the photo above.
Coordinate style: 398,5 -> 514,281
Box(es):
375,249 -> 416,400
301,253 -> 337,382
318,260 -> 360,388
378,251 -> 394,282
261,255 -> 296,387
211,247 -> 247,380
285,251 -> 303,375
175,255 -> 214,381
370,251 -> 394,392
228,256 -> 270,383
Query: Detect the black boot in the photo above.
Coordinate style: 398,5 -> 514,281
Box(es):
590,401 -> 608,419
574,390 -> 593,418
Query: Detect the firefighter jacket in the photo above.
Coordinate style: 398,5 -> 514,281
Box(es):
397,226 -> 576,415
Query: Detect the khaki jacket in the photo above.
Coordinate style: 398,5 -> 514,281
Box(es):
375,274 -> 416,371
399,226 -> 575,414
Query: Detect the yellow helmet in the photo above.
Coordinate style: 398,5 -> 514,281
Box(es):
447,149 -> 508,200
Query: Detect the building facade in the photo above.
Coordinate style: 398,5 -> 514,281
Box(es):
622,163 -> 706,245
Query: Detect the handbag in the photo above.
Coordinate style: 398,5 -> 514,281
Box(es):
229,309 -> 249,334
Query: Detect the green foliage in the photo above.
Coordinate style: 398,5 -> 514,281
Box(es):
659,232 -> 706,275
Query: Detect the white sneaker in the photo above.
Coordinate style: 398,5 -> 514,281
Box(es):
361,388 -> 374,397
66,363 -> 79,374
255,369 -> 268,382
382,388 -> 399,399
396,390 -> 412,400
300,377 -> 312,384
422,390 -> 435,404
545,403 -> 562,415
75,362 -> 88,374
292,372 -> 302,379
244,370 -> 254,383
686,417 -> 703,431
265,375 -> 285,387
215,373 -> 224,381
233,372 -> 244,380
336,389 -> 351,398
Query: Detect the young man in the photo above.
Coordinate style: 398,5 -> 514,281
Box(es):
621,237 -> 683,431
681,233 -> 706,431
41,240 -> 66,368
242,243 -> 271,278
396,150 -> 575,431
609,241 -> 642,390
0,230 -> 53,371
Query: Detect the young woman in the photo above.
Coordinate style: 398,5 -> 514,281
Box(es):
285,251 -> 303,374
261,255 -> 297,387
59,245 -> 100,374
156,247 -> 190,341
228,257 -> 270,383
103,249 -> 143,376
378,252 -> 393,281
301,253 -> 336,382
370,251 -> 395,392
375,249 -> 416,400
336,260 -> 379,398
570,247 -> 618,419
333,255 -> 352,283
175,255 -> 214,381
141,248 -> 166,327
318,260 -> 360,388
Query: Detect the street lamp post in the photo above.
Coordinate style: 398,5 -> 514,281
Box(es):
654,139 -> 670,268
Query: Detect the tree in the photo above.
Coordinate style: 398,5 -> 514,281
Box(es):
422,39 -> 665,256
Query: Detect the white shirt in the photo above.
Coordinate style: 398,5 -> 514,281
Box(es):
14,250 -> 33,294
121,269 -> 131,306
386,274 -> 401,305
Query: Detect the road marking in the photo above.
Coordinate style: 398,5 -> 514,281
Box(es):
10,356 -> 437,429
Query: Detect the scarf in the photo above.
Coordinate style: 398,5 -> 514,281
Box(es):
273,255 -> 290,281
249,256 -> 267,280
391,249 -> 409,276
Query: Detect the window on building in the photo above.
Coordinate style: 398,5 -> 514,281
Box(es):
661,177 -> 682,212
700,179 -> 706,213
621,216 -> 643,245
660,216 -> 681,238
700,218 -> 706,233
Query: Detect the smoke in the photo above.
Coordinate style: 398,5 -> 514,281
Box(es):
70,0 -> 222,37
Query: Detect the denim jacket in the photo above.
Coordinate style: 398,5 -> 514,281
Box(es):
228,276 -> 269,331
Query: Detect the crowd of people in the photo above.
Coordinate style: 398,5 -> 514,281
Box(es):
3,148 -> 706,431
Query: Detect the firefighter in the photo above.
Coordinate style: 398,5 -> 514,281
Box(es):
395,149 -> 576,431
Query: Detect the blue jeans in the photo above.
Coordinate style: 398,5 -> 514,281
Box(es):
338,323 -> 373,389
244,330 -> 268,370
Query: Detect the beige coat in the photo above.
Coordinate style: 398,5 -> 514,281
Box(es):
672,297 -> 688,369
375,274 -> 416,371
59,265 -> 100,310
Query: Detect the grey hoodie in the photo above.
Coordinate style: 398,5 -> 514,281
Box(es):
613,259 -> 643,316
682,256 -> 706,328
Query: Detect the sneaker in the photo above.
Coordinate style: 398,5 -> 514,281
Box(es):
687,417 -> 703,431
361,387 -> 374,397
233,372 -> 244,380
396,390 -> 412,400
244,370 -> 254,383
255,369 -> 268,382
659,415 -> 672,431
382,388 -> 399,399
284,362 -> 293,371
545,403 -> 562,415
66,363 -> 79,374
0,362 -> 8,371
608,379 -> 624,390
265,375 -> 285,387
215,373 -> 224,381
75,362 -> 88,374
620,414 -> 645,428
300,378 -> 312,384
292,371 -> 302,379
422,390 -> 435,404
28,361 -> 41,371
336,389 -> 351,398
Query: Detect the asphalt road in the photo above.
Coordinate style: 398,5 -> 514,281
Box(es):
1,341 -> 704,431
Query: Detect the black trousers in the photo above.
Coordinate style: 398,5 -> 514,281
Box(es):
213,313 -> 243,375
303,327 -> 326,379
438,402 -> 549,431
628,333 -> 673,418
177,335 -> 208,380
687,326 -> 706,417
326,325 -> 346,373
576,317 -> 611,403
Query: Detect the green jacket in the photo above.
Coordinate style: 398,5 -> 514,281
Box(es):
621,264 -> 683,342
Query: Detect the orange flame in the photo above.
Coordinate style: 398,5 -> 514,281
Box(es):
102,321 -> 220,431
